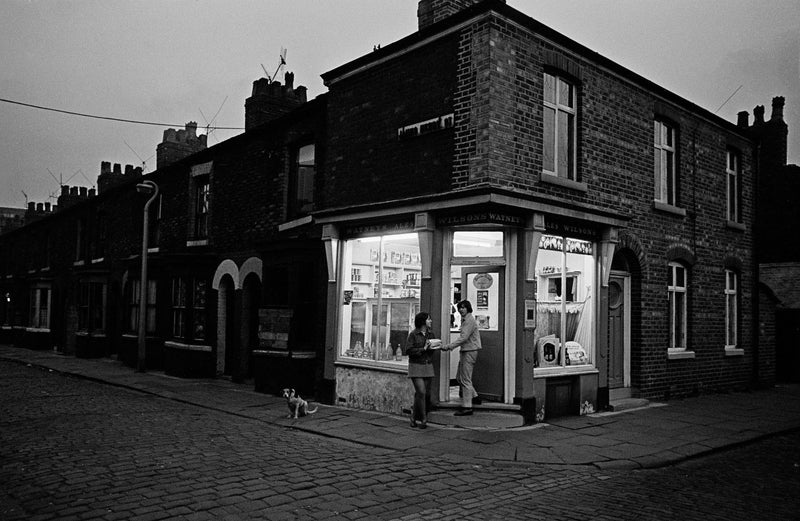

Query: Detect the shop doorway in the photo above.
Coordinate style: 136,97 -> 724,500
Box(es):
608,273 -> 630,392
459,266 -> 505,401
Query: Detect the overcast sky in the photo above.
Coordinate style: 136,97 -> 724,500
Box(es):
1,0 -> 798,208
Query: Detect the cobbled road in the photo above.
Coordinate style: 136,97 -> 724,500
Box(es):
1,360 -> 798,520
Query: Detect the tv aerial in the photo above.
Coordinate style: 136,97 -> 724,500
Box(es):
124,140 -> 154,173
261,47 -> 287,82
199,96 -> 229,144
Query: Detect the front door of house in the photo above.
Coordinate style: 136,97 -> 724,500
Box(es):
608,274 -> 628,389
461,266 -> 505,401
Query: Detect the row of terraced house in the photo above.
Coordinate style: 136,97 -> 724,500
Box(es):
2,0 -> 798,422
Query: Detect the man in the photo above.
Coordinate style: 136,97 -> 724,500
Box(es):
443,300 -> 481,416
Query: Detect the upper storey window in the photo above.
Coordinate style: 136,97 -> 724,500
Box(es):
654,120 -> 678,206
726,149 -> 741,223
289,143 -> 315,218
543,72 -> 577,181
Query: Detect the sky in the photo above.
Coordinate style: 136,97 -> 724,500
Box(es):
1,0 -> 798,209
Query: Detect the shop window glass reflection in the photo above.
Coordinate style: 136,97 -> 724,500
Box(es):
340,233 -> 421,364
535,234 -> 595,368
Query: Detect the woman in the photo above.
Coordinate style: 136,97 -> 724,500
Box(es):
406,312 -> 438,428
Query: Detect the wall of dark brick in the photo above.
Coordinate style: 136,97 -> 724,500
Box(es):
323,34 -> 458,209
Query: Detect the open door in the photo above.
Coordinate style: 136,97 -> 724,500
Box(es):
461,266 -> 505,401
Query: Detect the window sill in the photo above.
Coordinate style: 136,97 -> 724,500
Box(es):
668,349 -> 695,360
540,173 -> 588,192
164,341 -> 212,352
335,358 -> 409,374
73,260 -> 85,266
725,221 -> 745,232
186,239 -> 208,247
25,327 -> 51,333
534,366 -> 598,378
91,257 -> 105,264
653,201 -> 687,217
147,247 -> 160,253
725,347 -> 744,357
76,331 -> 107,337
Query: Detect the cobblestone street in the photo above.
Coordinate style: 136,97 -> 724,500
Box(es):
2,360 -> 799,520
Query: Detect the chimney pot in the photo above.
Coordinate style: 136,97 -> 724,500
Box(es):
89,188 -> 96,197
79,187 -> 88,197
36,203 -> 44,212
125,164 -> 134,176
70,186 -> 78,196
61,186 -> 70,196
101,161 -> 111,174
45,202 -> 51,212
28,202 -> 35,211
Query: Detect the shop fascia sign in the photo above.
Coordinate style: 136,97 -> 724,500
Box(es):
344,220 -> 415,237
437,211 -> 524,227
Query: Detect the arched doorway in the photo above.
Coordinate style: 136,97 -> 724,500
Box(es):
216,275 -> 236,376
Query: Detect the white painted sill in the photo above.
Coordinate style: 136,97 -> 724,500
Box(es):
668,349 -> 695,360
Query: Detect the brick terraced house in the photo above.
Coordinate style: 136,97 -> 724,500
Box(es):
0,0 -> 792,421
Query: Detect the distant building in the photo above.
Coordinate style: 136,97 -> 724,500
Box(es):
0,207 -> 26,235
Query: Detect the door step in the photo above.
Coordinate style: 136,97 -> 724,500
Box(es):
429,402 -> 524,428
608,397 -> 650,412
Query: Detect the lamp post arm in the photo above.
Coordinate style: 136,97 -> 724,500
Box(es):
137,181 -> 159,372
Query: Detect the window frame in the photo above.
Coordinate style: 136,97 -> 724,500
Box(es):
194,179 -> 210,239
78,280 -> 107,333
542,72 -> 577,182
654,119 -> 678,207
667,262 -> 688,353
724,269 -> 738,350
128,279 -> 157,335
29,285 -> 51,330
288,142 -> 316,218
726,149 -> 741,224
171,277 -> 208,343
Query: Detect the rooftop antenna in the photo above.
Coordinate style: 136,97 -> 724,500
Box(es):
124,140 -> 153,173
199,95 -> 228,143
21,190 -> 28,206
260,47 -> 287,82
715,84 -> 744,114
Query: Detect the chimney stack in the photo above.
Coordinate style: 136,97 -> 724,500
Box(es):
244,71 -> 308,131
417,0 -> 504,30
737,111 -> 749,128
156,121 -> 208,170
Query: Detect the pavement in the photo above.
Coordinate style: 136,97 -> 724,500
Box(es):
3,344 -> 800,471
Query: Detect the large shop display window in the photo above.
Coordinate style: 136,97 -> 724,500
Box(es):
340,233 -> 421,365
535,234 -> 595,369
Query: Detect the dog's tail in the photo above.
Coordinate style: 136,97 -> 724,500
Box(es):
308,405 -> 318,414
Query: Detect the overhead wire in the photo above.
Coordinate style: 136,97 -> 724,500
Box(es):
0,96 -> 245,130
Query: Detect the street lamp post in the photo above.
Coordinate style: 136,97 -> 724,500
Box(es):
136,180 -> 159,372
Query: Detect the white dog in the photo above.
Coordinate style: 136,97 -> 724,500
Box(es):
281,388 -> 318,419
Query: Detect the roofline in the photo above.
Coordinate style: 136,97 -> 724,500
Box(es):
321,0 -> 751,139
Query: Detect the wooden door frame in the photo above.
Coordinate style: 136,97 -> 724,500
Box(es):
609,271 -> 631,388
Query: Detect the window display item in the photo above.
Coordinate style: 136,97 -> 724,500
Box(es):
537,335 -> 560,367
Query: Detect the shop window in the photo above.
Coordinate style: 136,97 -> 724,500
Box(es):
128,279 -> 157,335
668,262 -> 688,351
725,269 -> 738,349
289,143 -> 315,218
171,277 -> 207,342
726,149 -> 741,223
78,281 -> 106,332
543,72 -> 577,181
452,231 -> 503,258
29,286 -> 51,329
654,119 -> 678,207
340,233 -> 421,364
534,234 -> 594,368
